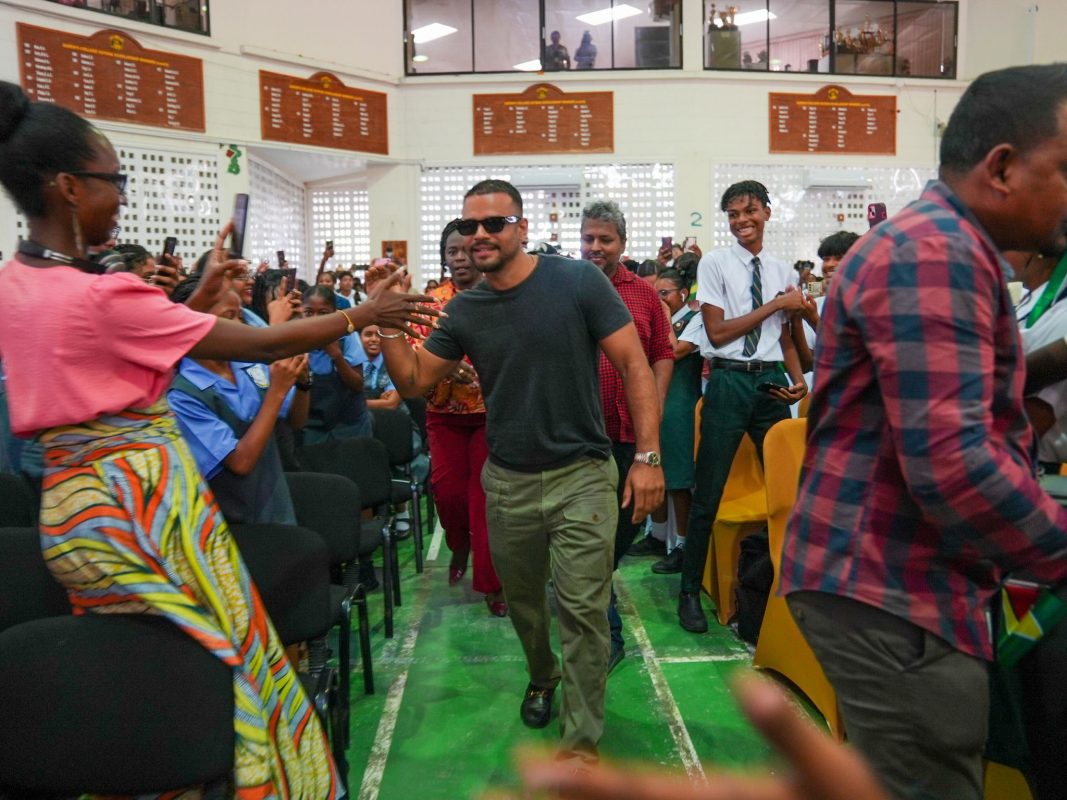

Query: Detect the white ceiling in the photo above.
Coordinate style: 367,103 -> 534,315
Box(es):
247,145 -> 370,185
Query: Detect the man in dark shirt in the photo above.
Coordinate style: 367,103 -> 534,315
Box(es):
782,64 -> 1067,800
376,180 -> 664,762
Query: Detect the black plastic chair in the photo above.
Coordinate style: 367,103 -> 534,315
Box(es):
0,527 -> 233,794
300,436 -> 400,638
228,522 -> 347,782
0,472 -> 39,527
286,471 -> 376,702
372,407 -> 427,573
403,396 -> 435,533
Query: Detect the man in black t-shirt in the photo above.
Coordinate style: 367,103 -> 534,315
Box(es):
376,180 -> 664,762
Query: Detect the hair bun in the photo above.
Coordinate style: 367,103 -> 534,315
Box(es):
0,81 -> 32,143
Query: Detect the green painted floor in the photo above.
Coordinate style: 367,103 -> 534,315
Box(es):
341,526 -> 809,799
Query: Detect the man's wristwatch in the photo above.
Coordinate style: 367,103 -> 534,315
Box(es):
633,451 -> 662,467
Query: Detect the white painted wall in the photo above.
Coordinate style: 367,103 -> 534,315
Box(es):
0,0 -> 1060,280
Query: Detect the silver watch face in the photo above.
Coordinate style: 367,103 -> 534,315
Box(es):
636,451 -> 661,467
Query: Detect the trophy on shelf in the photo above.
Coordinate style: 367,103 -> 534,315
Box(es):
829,16 -> 893,55
707,3 -> 741,68
709,4 -> 739,30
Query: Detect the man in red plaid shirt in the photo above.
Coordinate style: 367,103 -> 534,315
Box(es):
782,64 -> 1067,800
581,200 -> 674,673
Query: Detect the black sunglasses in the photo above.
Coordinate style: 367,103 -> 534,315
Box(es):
454,215 -> 520,236
68,171 -> 128,193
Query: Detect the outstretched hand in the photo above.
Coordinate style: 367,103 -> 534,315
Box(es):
185,222 -> 248,312
365,267 -> 441,338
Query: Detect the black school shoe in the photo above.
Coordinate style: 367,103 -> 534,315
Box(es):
652,547 -> 685,574
520,682 -> 556,728
678,591 -> 708,633
627,535 -> 667,557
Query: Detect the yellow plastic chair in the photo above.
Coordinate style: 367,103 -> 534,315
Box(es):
751,417 -> 844,740
693,400 -> 769,624
984,761 -> 1032,800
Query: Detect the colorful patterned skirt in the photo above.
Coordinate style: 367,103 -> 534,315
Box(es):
37,401 -> 341,799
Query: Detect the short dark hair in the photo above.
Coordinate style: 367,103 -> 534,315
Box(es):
0,81 -> 103,218
113,242 -> 151,272
656,268 -> 688,291
465,179 -> 523,215
721,180 -> 770,212
303,285 -> 337,309
673,251 -> 700,285
636,259 -> 658,278
817,231 -> 860,260
439,219 -> 461,266
171,274 -> 202,305
940,64 -> 1067,177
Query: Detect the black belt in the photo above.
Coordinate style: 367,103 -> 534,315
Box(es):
709,357 -> 778,373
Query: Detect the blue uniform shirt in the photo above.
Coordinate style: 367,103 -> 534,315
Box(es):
308,332 -> 364,375
168,359 -> 294,479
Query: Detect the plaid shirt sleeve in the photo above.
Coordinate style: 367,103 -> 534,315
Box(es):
784,182 -> 1067,659
858,233 -> 1067,582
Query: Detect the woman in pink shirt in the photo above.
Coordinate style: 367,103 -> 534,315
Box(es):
0,82 -> 436,797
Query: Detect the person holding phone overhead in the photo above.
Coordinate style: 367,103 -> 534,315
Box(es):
677,180 -> 806,634
0,81 -> 438,797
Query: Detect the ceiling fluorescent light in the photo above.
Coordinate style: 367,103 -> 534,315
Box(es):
412,54 -> 429,63
576,4 -> 642,26
412,23 -> 458,44
733,9 -> 777,26
514,59 -> 543,71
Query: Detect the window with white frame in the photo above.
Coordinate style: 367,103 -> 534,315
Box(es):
248,158 -> 307,278
14,143 -> 221,265
309,189 -> 372,269
418,163 -> 675,275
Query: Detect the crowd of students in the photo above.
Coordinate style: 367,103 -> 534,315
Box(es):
4,61 -> 1067,800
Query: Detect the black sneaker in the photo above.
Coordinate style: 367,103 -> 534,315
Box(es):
520,682 -> 555,728
652,547 -> 685,574
627,535 -> 667,557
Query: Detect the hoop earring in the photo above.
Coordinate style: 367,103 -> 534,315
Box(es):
71,208 -> 85,255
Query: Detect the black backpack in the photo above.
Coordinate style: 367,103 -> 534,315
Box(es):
735,527 -> 773,645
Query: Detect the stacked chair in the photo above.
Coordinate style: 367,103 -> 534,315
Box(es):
751,417 -> 842,740
286,471 -> 378,700
300,435 -> 401,637
372,407 -> 429,574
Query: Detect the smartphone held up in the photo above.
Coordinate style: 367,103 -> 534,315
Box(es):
229,193 -> 249,259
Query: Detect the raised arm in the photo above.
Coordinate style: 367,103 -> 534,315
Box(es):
377,330 -> 459,398
225,356 -> 305,475
187,236 -> 437,363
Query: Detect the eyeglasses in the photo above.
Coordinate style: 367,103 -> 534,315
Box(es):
453,215 -> 520,236
68,171 -> 128,193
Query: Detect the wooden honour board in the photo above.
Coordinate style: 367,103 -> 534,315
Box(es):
17,23 -> 205,132
473,83 -> 613,156
769,84 -> 896,155
260,70 -> 388,155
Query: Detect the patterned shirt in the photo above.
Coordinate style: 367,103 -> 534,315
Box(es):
781,181 -> 1067,661
414,281 -> 486,415
597,266 -> 674,443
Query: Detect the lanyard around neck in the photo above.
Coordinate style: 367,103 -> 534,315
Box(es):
1026,252 -> 1067,328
